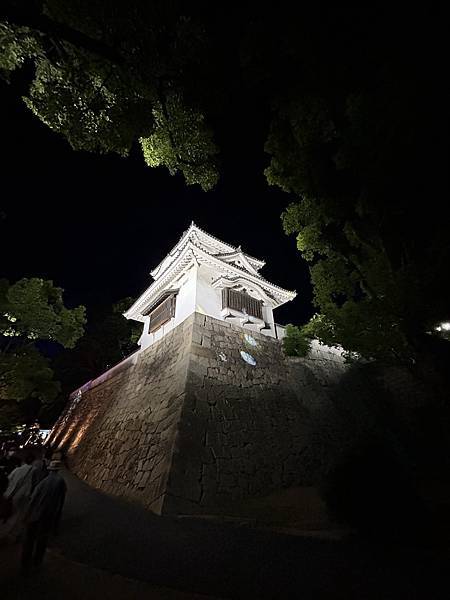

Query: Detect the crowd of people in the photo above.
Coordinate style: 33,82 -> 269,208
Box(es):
0,446 -> 67,572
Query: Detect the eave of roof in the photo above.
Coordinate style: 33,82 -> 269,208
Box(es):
125,240 -> 296,321
150,222 -> 265,279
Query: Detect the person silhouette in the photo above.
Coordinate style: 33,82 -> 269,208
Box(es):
21,458 -> 67,570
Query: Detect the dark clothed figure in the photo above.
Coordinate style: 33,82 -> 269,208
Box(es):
0,453 -> 21,476
32,456 -> 48,485
0,471 -> 12,522
21,461 -> 66,569
0,453 -> 39,541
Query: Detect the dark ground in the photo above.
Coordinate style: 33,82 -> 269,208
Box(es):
1,470 -> 449,599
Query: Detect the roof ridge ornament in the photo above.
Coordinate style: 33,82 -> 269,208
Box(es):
125,224 -> 296,323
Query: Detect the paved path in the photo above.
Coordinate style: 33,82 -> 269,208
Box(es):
46,470 -> 446,599
0,544 -> 220,600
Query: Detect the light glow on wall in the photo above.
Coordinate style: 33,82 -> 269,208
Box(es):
244,334 -> 258,347
240,351 -> 256,366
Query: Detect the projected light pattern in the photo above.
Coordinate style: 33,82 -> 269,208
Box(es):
240,351 -> 256,366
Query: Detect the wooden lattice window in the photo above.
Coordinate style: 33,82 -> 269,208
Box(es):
148,294 -> 176,333
222,288 -> 263,319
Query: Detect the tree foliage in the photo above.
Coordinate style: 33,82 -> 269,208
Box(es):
282,324 -> 312,358
0,1 -> 219,189
260,10 -> 447,362
47,298 -> 140,425
140,93 -> 218,190
1,278 -> 85,347
274,62 -> 447,362
55,297 -> 140,384
0,277 -> 85,428
1,4 -> 447,362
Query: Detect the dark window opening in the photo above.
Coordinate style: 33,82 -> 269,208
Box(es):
148,294 -> 176,333
222,288 -> 263,319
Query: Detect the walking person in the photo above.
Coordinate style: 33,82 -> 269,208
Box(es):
0,453 -> 39,542
32,451 -> 48,485
21,458 -> 67,571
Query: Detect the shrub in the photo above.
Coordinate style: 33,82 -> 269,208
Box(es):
283,324 -> 312,357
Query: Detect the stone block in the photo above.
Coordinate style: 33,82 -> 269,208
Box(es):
191,343 -> 215,359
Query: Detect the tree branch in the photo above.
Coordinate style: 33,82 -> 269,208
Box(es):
1,3 -> 124,65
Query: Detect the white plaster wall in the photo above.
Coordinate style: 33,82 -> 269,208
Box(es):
138,262 -> 283,349
195,265 -> 223,319
262,304 -> 276,338
173,266 -> 197,326
275,323 -> 287,340
138,267 -> 197,350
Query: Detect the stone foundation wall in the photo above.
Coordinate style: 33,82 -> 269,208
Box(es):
49,312 -> 426,515
163,315 -> 381,514
49,315 -> 194,513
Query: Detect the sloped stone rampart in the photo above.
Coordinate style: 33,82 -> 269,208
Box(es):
49,315 -> 194,513
164,315 -> 377,514
49,312 -> 424,516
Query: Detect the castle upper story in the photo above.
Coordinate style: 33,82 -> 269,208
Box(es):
124,222 -> 296,350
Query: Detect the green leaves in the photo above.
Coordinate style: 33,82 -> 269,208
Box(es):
282,324 -> 312,357
0,278 -> 85,429
140,93 -> 219,190
23,52 -> 154,155
0,22 -> 42,77
1,5 -> 219,189
265,96 -> 336,199
282,199 -> 334,261
281,192 -> 416,361
0,346 -> 60,404
270,68 -> 443,363
1,278 -> 85,348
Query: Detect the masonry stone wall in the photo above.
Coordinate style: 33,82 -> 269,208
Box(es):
49,312 -> 429,516
163,315 -> 386,514
49,315 -> 194,513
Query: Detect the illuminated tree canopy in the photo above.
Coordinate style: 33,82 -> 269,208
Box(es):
0,1 -> 220,190
0,2 -> 447,363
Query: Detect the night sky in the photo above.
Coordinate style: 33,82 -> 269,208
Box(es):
0,78 -> 312,327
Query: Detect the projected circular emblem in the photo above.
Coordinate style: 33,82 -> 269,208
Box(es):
244,334 -> 258,347
240,351 -> 256,366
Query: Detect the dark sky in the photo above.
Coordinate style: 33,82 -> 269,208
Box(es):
0,77 -> 312,327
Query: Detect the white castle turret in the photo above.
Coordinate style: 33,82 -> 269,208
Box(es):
124,222 -> 296,350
